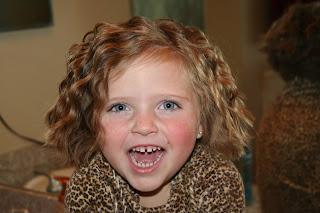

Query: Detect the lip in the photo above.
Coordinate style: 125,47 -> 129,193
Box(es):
127,149 -> 165,174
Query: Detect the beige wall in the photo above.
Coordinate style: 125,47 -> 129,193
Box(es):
204,0 -> 285,180
204,0 -> 282,126
0,0 -> 131,154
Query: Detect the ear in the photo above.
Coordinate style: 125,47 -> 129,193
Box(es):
196,124 -> 203,139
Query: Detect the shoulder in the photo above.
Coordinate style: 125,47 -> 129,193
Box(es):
258,82 -> 320,147
184,145 -> 246,211
65,152 -> 108,212
188,145 -> 243,179
66,152 -> 105,190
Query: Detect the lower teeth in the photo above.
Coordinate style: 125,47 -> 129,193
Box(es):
130,151 -> 164,168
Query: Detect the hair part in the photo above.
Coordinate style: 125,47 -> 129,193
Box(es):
46,16 -> 253,167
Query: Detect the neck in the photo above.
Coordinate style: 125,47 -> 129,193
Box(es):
138,181 -> 171,208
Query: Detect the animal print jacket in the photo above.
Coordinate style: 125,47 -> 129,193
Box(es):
256,78 -> 320,212
65,145 -> 246,212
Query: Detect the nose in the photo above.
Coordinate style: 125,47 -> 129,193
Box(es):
131,111 -> 158,136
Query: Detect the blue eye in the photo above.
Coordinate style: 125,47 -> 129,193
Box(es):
160,101 -> 178,110
111,104 -> 128,112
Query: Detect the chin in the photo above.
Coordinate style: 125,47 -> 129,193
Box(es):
129,178 -> 167,193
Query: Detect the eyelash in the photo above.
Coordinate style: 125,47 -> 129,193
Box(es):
108,103 -> 129,112
107,100 -> 181,112
159,100 -> 180,110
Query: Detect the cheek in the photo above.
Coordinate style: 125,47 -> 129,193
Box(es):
100,119 -> 128,145
165,118 -> 198,146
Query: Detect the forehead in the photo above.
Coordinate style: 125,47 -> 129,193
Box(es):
106,54 -> 199,103
110,57 -> 190,89
108,48 -> 191,84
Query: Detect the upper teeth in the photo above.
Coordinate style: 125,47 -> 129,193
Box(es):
132,146 -> 161,153
130,149 -> 164,168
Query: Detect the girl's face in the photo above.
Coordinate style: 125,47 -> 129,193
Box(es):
100,57 -> 202,194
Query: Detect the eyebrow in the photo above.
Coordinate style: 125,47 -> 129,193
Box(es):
107,94 -> 192,102
107,96 -> 134,102
155,94 -> 191,101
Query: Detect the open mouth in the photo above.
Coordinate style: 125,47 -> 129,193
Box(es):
129,146 -> 164,168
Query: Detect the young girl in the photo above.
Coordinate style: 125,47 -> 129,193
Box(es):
46,16 -> 253,212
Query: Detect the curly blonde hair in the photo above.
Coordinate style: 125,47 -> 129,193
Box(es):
46,16 -> 253,167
